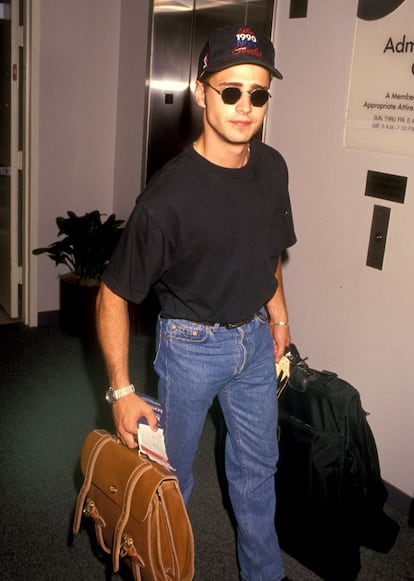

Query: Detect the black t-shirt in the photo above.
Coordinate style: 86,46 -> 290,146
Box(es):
103,140 -> 296,323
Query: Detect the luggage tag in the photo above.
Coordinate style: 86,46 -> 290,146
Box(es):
276,355 -> 291,398
276,344 -> 310,395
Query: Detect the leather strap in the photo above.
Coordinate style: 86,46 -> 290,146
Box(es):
118,533 -> 145,580
83,498 -> 111,555
112,461 -> 152,573
73,430 -> 114,535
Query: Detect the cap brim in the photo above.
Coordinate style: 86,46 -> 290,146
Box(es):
268,66 -> 283,80
198,60 -> 283,80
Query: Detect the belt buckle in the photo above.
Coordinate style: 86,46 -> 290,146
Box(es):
224,321 -> 241,329
224,314 -> 255,329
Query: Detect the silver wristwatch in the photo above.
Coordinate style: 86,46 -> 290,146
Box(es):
105,384 -> 135,404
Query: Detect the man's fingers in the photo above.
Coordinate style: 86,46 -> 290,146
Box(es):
118,427 -> 138,449
113,395 -> 159,449
146,410 -> 159,431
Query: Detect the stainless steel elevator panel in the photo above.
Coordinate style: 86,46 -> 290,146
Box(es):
146,0 -> 275,181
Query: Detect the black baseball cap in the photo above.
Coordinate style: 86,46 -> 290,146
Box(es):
197,24 -> 283,81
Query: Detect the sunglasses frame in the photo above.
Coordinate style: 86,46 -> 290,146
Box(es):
203,81 -> 271,108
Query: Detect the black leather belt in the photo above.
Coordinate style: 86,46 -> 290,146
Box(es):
192,311 -> 266,329
161,311 -> 267,329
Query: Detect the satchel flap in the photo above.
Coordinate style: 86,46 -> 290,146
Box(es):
80,430 -> 178,522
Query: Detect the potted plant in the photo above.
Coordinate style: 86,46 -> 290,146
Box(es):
33,210 -> 124,336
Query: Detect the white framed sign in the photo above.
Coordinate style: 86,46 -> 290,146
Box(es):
344,0 -> 414,156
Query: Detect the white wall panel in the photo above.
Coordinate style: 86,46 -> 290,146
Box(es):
267,0 -> 414,499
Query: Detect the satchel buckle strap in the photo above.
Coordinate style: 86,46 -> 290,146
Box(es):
113,463 -> 152,574
73,431 -> 114,536
119,535 -> 145,581
83,498 -> 111,555
83,499 -> 97,519
119,535 -> 134,558
83,499 -> 106,529
120,534 -> 143,561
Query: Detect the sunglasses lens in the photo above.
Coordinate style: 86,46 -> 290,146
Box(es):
221,87 -> 242,105
250,90 -> 270,107
220,87 -> 269,107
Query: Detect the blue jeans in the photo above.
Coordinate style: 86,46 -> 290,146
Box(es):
153,312 -> 285,581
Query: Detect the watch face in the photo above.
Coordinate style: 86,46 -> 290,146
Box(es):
105,389 -> 116,404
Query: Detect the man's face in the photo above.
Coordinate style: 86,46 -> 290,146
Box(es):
196,64 -> 271,146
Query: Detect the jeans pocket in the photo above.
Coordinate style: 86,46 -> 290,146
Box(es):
166,319 -> 210,343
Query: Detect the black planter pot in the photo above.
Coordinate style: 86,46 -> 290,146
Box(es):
59,274 -> 100,337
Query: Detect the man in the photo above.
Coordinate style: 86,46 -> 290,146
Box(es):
97,24 -> 296,581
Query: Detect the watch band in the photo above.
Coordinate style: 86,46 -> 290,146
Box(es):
105,384 -> 135,404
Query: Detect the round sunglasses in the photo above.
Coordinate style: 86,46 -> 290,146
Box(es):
204,81 -> 271,108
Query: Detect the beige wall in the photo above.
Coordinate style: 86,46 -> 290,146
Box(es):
36,0 -> 150,312
113,0 -> 151,219
267,0 -> 414,499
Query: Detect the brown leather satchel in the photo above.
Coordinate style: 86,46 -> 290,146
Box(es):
73,429 -> 194,581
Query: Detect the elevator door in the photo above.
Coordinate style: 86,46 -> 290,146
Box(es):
146,0 -> 275,182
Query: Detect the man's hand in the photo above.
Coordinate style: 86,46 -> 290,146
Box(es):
112,393 -> 158,449
270,324 -> 291,363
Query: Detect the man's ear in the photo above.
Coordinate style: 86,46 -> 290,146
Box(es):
194,80 -> 207,109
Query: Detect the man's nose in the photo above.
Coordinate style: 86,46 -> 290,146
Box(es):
236,92 -> 253,112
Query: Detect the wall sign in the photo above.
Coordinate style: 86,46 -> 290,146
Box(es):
344,0 -> 414,156
365,170 -> 407,203
289,0 -> 308,19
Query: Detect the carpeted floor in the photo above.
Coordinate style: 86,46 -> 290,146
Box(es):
0,323 -> 413,580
